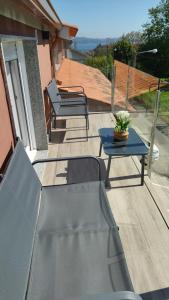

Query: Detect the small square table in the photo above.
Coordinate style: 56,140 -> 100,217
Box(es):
98,128 -> 148,187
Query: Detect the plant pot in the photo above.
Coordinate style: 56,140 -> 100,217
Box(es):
114,130 -> 129,141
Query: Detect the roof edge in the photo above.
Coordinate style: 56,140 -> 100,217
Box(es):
62,22 -> 78,37
29,0 -> 62,29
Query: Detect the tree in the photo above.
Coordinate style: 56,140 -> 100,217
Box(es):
140,0 -> 169,77
85,55 -> 112,80
113,37 -> 136,64
143,0 -> 169,41
94,44 -> 106,56
124,31 -> 143,46
87,37 -> 136,76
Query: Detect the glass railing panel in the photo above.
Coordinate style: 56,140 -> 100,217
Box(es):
111,61 -> 158,180
148,84 -> 169,189
111,59 -> 169,189
111,63 -> 128,111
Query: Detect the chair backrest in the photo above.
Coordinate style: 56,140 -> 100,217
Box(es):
46,79 -> 61,114
0,141 -> 41,300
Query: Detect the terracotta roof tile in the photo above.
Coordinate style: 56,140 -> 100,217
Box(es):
56,58 -> 112,104
56,58 -> 161,111
114,60 -> 159,99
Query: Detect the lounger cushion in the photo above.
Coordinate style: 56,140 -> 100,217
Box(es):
61,97 -> 86,106
54,104 -> 87,116
27,182 -> 133,300
0,142 -> 134,300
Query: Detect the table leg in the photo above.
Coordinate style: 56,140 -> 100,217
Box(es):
105,155 -> 111,187
141,155 -> 145,185
99,142 -> 102,157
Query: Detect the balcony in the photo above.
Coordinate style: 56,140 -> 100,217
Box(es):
29,55 -> 169,300
36,110 -> 169,298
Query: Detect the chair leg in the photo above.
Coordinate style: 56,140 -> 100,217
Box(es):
86,116 -> 88,141
49,113 -> 52,142
49,126 -> 51,142
54,117 -> 56,129
87,114 -> 89,130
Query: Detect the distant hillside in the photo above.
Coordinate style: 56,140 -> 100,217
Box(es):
72,37 -> 119,53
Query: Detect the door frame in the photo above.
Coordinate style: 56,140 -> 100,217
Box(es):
1,39 -> 36,151
16,41 -> 36,150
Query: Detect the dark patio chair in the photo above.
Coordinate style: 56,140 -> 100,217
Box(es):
46,79 -> 89,141
0,141 -> 142,300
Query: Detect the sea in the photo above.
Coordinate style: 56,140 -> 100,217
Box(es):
72,37 -> 118,53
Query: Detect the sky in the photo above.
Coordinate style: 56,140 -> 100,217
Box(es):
51,0 -> 160,38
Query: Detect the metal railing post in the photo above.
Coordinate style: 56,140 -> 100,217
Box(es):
111,64 -> 116,111
147,87 -> 160,178
125,65 -> 131,110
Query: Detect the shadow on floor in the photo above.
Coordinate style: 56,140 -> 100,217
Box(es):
140,287 -> 169,300
50,131 -> 66,144
50,130 -> 97,144
110,183 -> 143,189
55,117 -> 87,129
67,158 -> 107,184
110,174 -> 141,181
107,174 -> 148,189
64,125 -> 87,130
66,135 -> 99,141
55,119 -> 66,129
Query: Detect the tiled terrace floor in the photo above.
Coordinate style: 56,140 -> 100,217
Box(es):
43,112 -> 169,296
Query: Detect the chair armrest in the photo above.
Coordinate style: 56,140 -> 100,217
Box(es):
58,91 -> 85,96
52,99 -> 86,105
32,155 -> 101,181
59,85 -> 84,93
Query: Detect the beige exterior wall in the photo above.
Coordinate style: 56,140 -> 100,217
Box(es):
38,43 -> 51,89
37,38 -> 69,133
0,65 -> 14,170
37,43 -> 52,132
53,38 -> 66,72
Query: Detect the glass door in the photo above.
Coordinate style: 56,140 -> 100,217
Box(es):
5,59 -> 30,148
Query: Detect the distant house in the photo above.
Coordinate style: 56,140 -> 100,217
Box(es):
0,0 -> 78,173
67,48 -> 88,63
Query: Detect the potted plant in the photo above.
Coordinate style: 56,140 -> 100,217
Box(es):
114,111 -> 131,140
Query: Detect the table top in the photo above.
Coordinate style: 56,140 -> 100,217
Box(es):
99,128 -> 148,156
